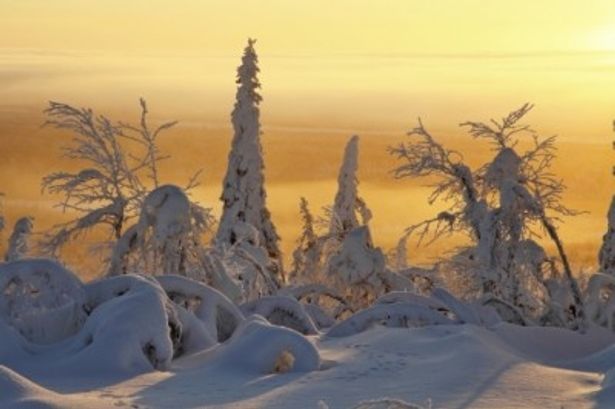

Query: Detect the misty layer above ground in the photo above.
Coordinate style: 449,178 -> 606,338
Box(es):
4,323 -> 615,409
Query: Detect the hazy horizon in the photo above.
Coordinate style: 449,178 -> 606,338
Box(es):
2,0 -> 615,277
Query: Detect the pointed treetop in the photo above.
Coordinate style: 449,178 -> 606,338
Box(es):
330,135 -> 371,236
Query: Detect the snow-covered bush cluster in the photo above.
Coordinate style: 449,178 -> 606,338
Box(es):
389,104 -> 585,330
4,38 -> 615,400
0,258 -> 320,378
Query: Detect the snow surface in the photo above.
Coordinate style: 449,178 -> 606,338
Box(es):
3,321 -> 615,408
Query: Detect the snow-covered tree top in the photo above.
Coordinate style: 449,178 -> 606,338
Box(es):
329,135 -> 372,237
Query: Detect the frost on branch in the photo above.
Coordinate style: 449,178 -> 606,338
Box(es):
5,217 -> 33,262
215,38 -> 283,286
390,104 -> 584,329
41,102 -> 145,255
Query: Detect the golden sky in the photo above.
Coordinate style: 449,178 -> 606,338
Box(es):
1,0 -> 615,276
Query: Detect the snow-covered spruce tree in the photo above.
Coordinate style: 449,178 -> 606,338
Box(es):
317,135 -> 411,310
289,197 -> 323,284
585,196 -> 615,330
599,196 -> 615,275
5,217 -> 33,262
390,104 -> 584,329
215,39 -> 283,286
328,135 -> 372,238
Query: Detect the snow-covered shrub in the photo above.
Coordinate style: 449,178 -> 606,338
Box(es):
0,259 -> 87,344
278,284 -> 353,325
210,315 -> 320,374
0,270 -> 222,377
5,217 -> 33,262
327,227 -> 386,287
155,274 -> 244,342
326,301 -> 457,338
108,184 -> 213,279
327,288 -> 501,337
77,274 -> 216,372
325,226 -> 413,310
219,221 -> 282,300
215,38 -> 283,286
198,247 -> 243,303
390,104 -> 584,329
586,273 -> 615,330
240,296 -> 319,335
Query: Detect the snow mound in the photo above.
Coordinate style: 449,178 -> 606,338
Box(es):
240,295 -> 319,335
210,315 -> 320,374
0,259 -> 86,344
155,274 -> 244,342
67,274 -> 181,374
326,301 -> 457,338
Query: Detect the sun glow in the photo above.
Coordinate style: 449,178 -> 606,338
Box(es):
587,26 -> 615,50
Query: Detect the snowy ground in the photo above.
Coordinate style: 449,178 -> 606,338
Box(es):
4,323 -> 615,409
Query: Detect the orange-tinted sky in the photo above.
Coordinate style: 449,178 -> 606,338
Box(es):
1,0 -> 614,277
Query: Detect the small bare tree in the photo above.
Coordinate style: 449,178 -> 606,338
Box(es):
41,99 -> 211,265
390,104 -> 584,329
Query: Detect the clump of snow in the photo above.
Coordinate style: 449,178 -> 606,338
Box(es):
240,295 -> 319,335
209,315 -> 320,374
326,227 -> 385,285
74,274 -> 183,373
108,185 -> 198,277
0,259 -> 87,344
